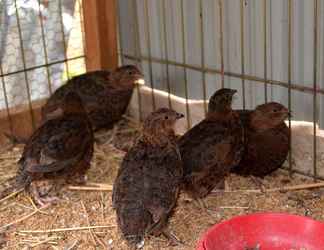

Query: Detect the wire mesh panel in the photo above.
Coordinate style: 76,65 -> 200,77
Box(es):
117,0 -> 324,180
0,0 -> 85,135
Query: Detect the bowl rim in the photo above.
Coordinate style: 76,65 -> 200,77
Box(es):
196,212 -> 324,249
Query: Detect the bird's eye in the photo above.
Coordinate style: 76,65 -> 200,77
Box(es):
164,115 -> 169,120
128,71 -> 133,75
273,109 -> 278,112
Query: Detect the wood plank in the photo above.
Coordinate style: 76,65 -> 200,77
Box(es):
82,0 -> 118,71
0,100 -> 45,145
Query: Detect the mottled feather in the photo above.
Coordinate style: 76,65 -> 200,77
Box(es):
0,92 -> 94,205
232,102 -> 289,177
112,108 -> 183,248
42,65 -> 143,131
178,88 -> 244,199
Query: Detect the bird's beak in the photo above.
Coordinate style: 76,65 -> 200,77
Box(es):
280,108 -> 291,119
176,112 -> 185,120
135,78 -> 145,85
231,89 -> 237,96
134,72 -> 145,85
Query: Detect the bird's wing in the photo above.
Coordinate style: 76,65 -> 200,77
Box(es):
112,145 -> 145,207
22,117 -> 91,174
248,125 -> 289,172
236,109 -> 252,127
25,153 -> 83,173
42,71 -> 110,118
113,142 -> 182,227
179,120 -> 228,174
142,146 -> 182,224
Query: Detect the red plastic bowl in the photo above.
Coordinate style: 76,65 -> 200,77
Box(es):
196,213 -> 324,250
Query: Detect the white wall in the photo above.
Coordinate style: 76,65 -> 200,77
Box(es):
118,0 -> 324,126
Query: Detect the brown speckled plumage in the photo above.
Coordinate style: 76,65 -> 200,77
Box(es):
42,65 -> 143,131
178,88 -> 244,199
112,108 -> 184,248
0,92 -> 94,206
232,102 -> 289,177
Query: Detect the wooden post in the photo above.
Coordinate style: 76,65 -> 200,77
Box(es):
82,0 -> 118,71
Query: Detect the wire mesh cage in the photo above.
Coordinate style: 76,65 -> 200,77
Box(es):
0,0 -> 324,179
117,0 -> 324,180
0,0 -> 85,141
2,1 -> 324,249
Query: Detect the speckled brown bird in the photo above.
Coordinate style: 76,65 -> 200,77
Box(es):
0,92 -> 94,206
42,65 -> 144,131
231,102 -> 289,177
112,108 -> 184,249
178,88 -> 244,204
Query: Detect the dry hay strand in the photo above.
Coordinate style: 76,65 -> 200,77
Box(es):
2,118 -> 324,249
0,146 -> 23,183
211,182 -> 324,194
68,183 -> 113,192
0,204 -> 50,230
19,225 -> 115,234
0,189 -> 23,204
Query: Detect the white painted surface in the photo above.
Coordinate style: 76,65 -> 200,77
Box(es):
118,0 -> 324,177
118,0 -> 324,124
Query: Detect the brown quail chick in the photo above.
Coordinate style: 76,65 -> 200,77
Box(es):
42,65 -> 144,131
178,88 -> 244,209
112,108 -> 184,249
232,102 -> 289,179
0,92 -> 94,206
4,65 -> 144,145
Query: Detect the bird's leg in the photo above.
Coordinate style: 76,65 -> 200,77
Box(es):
147,217 -> 184,247
210,179 -> 226,193
224,178 -> 230,191
94,126 -> 118,145
35,195 -> 60,208
250,176 -> 266,192
104,125 -> 118,145
192,198 -> 219,217
29,181 -> 60,207
69,174 -> 88,185
193,198 -> 208,210
162,229 -> 184,247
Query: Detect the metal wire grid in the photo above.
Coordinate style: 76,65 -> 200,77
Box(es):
117,0 -> 322,180
0,0 -> 85,133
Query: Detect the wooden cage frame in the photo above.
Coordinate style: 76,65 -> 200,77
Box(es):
0,0 -> 118,145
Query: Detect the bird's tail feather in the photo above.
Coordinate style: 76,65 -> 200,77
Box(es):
26,153 -> 83,173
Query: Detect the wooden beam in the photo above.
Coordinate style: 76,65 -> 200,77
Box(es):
0,100 -> 45,145
82,0 -> 118,71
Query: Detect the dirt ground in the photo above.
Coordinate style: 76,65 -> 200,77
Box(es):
1,119 -> 324,250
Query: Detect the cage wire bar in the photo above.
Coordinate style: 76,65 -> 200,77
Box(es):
144,0 -> 156,111
240,0 -> 246,109
0,56 -> 84,79
199,0 -> 207,116
118,0 -> 323,180
37,0 -> 53,96
263,0 -> 268,103
58,0 -> 71,80
14,0 -> 36,129
218,0 -> 225,88
180,0 -> 192,129
161,0 -> 172,110
0,63 -> 14,136
287,0 -> 293,176
313,0 -> 319,180
133,0 -> 143,121
0,1 -> 86,137
121,53 -> 324,96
